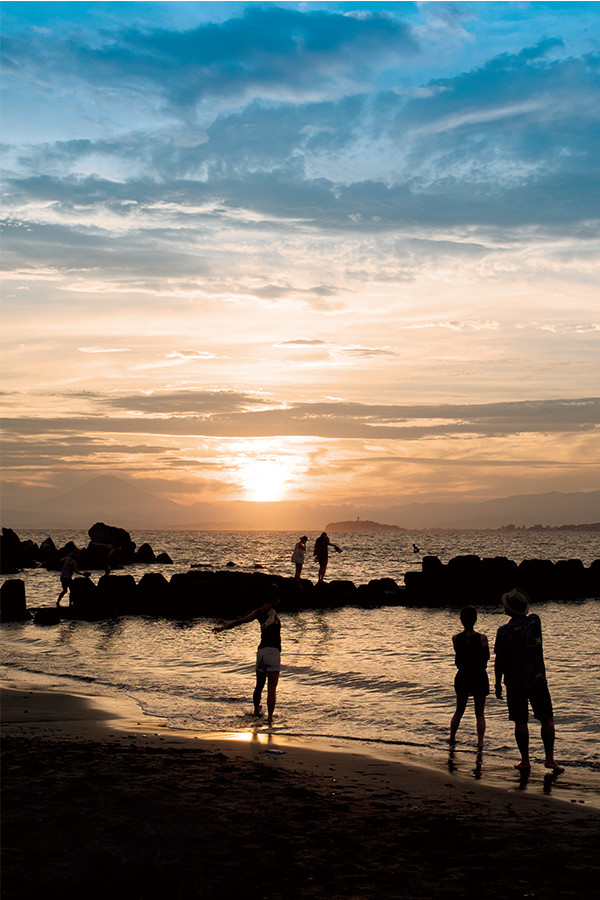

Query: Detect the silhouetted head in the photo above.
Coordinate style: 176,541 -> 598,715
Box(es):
460,605 -> 477,629
501,588 -> 529,617
264,583 -> 281,609
300,536 -> 308,543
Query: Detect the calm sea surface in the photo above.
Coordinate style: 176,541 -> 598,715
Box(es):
2,529 -> 599,803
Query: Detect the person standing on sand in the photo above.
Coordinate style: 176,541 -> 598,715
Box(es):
313,532 -> 341,583
494,588 -> 564,773
213,586 -> 282,727
291,536 -> 308,581
449,605 -> 489,751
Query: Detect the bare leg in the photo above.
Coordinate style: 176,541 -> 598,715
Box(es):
450,694 -> 468,744
318,561 -> 327,582
514,721 -> 531,769
294,563 -> 302,581
541,718 -> 564,772
266,672 -> 279,726
253,671 -> 267,716
56,586 -> 67,606
474,695 -> 486,750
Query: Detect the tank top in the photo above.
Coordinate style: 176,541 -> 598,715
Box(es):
454,631 -> 489,674
257,607 -> 281,650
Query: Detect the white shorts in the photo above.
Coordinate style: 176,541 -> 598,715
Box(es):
256,647 -> 281,673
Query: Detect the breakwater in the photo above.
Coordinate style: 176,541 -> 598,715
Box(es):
1,554 -> 598,625
1,523 -> 598,623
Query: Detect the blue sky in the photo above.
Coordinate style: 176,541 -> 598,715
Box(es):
1,1 -> 599,520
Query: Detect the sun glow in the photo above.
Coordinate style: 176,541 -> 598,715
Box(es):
240,458 -> 295,502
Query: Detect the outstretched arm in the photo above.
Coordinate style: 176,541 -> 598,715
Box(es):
213,609 -> 258,634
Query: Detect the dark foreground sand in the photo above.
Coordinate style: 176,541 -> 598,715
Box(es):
2,684 -> 599,900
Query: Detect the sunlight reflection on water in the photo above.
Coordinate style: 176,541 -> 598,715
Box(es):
2,528 -> 599,801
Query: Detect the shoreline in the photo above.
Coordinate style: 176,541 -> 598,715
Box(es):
3,681 -> 599,900
2,671 -> 598,809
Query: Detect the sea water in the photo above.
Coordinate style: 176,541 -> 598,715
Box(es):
1,528 -> 599,803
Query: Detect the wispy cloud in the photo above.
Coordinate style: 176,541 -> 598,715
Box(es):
1,2 -> 598,509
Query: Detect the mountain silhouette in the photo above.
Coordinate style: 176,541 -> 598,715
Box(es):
1,476 -> 598,531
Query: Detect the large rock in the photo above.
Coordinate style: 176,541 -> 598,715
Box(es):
0,579 -> 30,622
0,528 -> 23,574
87,523 -> 136,562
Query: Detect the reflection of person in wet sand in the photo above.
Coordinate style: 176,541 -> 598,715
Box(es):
213,586 -> 282,727
449,606 -> 489,751
291,535 -> 308,581
313,532 -> 341,583
494,588 -> 564,774
56,550 -> 82,606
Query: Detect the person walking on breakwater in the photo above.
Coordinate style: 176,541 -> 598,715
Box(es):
449,605 -> 489,751
291,535 -> 308,581
313,532 -> 341,583
213,585 -> 282,727
494,588 -> 564,773
56,550 -> 83,606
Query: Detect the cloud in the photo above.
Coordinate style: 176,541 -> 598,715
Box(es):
2,6 -> 419,113
78,346 -> 131,354
3,397 -> 598,441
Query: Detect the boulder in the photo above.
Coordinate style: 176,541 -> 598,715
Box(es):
68,576 -> 101,620
136,543 -> 156,564
33,607 -> 62,626
0,528 -> 23,574
0,579 -> 30,622
87,523 -> 136,562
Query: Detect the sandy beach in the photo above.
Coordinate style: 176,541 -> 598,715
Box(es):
2,681 -> 599,900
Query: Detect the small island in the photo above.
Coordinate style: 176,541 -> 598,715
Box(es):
325,519 -> 404,533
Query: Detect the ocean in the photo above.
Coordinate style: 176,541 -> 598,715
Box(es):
1,528 -> 599,804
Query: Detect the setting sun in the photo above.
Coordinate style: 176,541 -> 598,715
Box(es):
240,459 -> 294,503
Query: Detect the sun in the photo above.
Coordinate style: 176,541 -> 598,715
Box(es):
241,458 -> 293,502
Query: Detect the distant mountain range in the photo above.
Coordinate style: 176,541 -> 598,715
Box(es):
1,475 -> 598,532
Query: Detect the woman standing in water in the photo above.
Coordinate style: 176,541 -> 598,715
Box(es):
213,586 -> 282,727
449,605 -> 490,750
291,535 -> 308,581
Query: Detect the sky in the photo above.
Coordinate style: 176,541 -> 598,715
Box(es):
1,1 -> 599,520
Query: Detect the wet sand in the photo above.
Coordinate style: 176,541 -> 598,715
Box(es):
2,681 -> 599,899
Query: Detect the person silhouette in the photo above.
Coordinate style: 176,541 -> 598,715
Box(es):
313,532 -> 341,583
449,605 -> 489,751
494,588 -> 563,773
213,585 -> 282,727
291,536 -> 308,581
56,550 -> 82,606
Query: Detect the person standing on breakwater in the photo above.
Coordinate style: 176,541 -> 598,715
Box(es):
291,535 -> 308,581
56,550 -> 83,606
449,606 -> 489,751
494,588 -> 564,773
313,532 -> 341,583
213,585 -> 282,727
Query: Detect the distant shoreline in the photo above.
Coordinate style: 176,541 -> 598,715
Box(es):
4,522 -> 599,534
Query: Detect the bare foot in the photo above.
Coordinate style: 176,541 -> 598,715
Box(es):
545,760 -> 564,774
514,761 -> 531,771
251,706 -> 263,718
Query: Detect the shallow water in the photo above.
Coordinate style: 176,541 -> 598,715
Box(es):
2,528 -> 599,804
